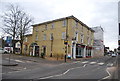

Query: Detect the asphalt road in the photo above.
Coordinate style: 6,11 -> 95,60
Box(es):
2,54 -> 119,81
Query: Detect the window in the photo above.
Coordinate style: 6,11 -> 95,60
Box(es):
81,34 -> 84,43
35,28 -> 38,32
45,24 -> 47,30
87,37 -> 90,45
74,32 -> 78,41
25,37 -> 27,42
82,26 -> 83,32
43,34 -> 46,40
50,33 -> 53,40
35,35 -> 38,40
75,21 -> 78,27
62,32 -> 66,39
51,23 -> 54,29
62,20 -> 67,27
91,39 -> 93,45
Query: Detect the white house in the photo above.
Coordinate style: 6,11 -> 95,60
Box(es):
92,26 -> 104,57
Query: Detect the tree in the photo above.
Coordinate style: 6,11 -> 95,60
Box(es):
17,10 -> 33,54
1,4 -> 33,54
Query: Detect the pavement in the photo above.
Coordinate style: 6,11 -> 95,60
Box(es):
1,54 -> 119,81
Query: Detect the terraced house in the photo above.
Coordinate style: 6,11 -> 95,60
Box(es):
23,16 -> 94,59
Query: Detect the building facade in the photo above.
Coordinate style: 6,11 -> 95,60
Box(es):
92,26 -> 104,57
23,16 -> 94,59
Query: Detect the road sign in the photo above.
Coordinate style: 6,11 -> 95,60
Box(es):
6,36 -> 12,46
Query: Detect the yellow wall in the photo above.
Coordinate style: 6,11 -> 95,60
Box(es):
23,17 -> 94,57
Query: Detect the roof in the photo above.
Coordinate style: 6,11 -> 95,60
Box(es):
25,34 -> 32,36
92,26 -> 104,32
32,15 -> 94,32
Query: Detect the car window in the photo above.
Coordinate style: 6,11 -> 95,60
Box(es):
0,48 -> 3,50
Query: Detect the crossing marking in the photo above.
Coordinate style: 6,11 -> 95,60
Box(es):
98,62 -> 104,65
89,62 -> 96,64
82,61 -> 88,64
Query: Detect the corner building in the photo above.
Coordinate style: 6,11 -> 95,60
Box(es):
23,16 -> 94,59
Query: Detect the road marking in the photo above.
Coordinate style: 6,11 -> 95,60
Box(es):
39,64 -> 86,79
5,58 -> 25,63
15,60 -> 24,63
102,68 -> 111,79
72,61 -> 80,64
89,62 -> 96,64
82,61 -> 88,64
2,67 -> 27,74
98,62 -> 104,65
83,64 -> 86,67
107,63 -> 113,67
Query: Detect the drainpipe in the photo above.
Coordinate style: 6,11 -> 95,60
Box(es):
65,18 -> 68,62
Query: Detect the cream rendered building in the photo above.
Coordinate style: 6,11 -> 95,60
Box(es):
23,16 -> 94,59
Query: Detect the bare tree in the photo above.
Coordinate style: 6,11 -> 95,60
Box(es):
1,4 -> 33,54
18,11 -> 33,54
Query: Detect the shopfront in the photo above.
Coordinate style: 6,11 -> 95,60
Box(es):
76,44 -> 85,58
86,46 -> 93,58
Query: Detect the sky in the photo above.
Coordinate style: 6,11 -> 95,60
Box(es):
0,0 -> 119,50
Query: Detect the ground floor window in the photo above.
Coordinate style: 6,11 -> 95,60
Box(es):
76,45 -> 84,58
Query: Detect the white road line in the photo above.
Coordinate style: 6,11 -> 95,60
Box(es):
102,68 -> 111,79
107,63 -> 113,67
15,60 -> 24,63
83,64 -> 87,67
89,62 -> 96,64
39,64 -> 86,79
5,58 -> 25,63
98,63 -> 104,65
82,61 -> 88,64
72,61 -> 80,64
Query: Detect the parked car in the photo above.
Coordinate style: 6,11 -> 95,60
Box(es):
0,48 -> 4,54
0,48 -> 9,54
111,53 -> 117,57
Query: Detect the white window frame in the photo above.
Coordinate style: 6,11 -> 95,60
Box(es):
62,32 -> 66,39
74,32 -> 78,41
36,35 -> 38,40
75,21 -> 78,27
81,34 -> 84,43
51,23 -> 54,29
43,34 -> 46,40
50,33 -> 53,40
62,20 -> 67,27
87,37 -> 90,45
25,37 -> 27,42
45,24 -> 47,30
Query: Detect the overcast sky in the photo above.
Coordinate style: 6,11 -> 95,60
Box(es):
0,0 -> 119,50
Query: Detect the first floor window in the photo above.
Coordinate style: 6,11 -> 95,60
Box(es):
36,35 -> 38,40
43,34 -> 46,40
62,32 -> 66,39
50,33 -> 53,40
62,20 -> 67,27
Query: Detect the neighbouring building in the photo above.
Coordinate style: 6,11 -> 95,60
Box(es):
92,26 -> 104,57
23,16 -> 95,59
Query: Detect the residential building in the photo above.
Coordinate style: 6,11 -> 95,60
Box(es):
92,26 -> 104,57
23,16 -> 94,59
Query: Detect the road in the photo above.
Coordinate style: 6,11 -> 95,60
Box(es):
2,54 -> 119,81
